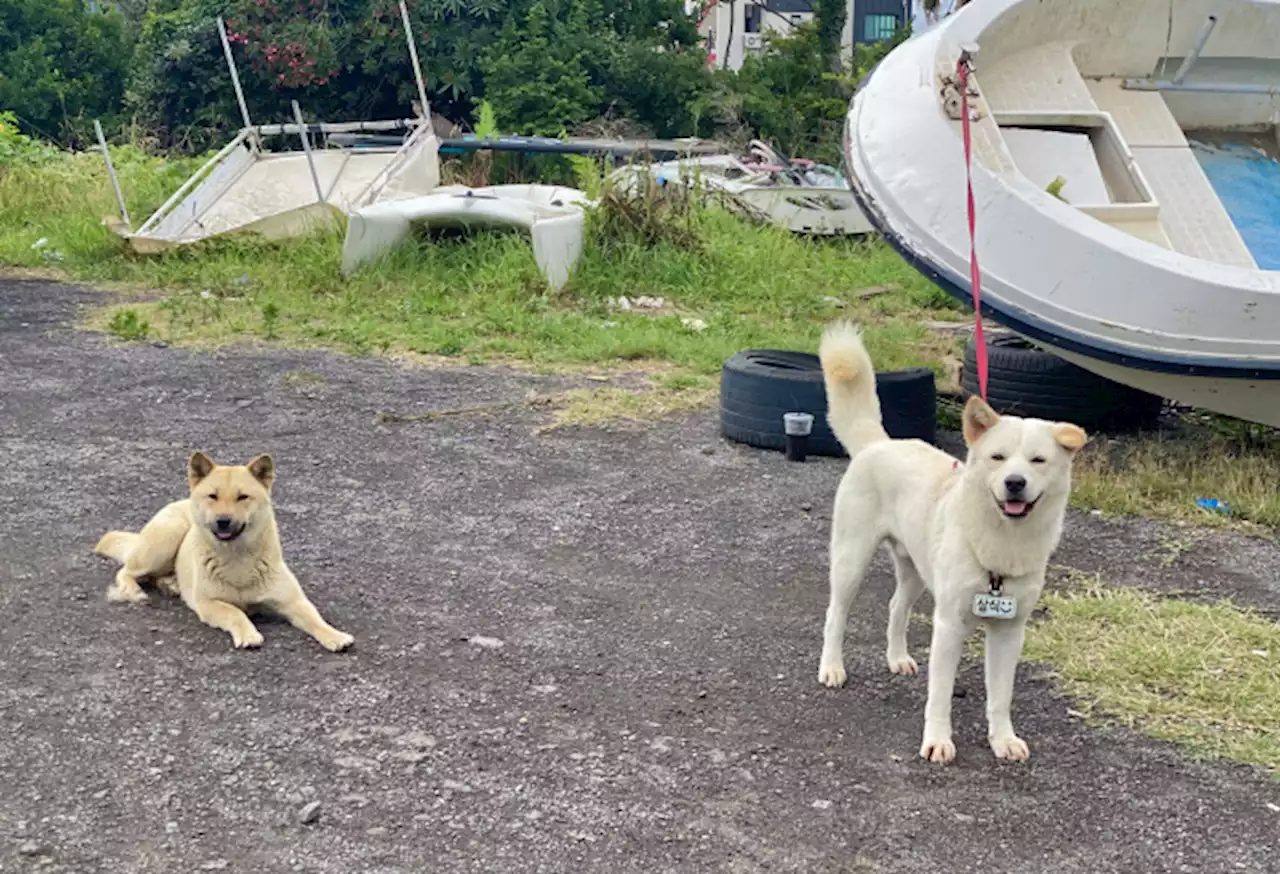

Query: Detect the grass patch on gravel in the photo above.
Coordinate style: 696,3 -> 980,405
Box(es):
1072,429 -> 1280,530
546,377 -> 717,431
1026,575 -> 1280,774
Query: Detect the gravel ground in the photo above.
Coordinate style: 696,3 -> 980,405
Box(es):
2,279 -> 1278,874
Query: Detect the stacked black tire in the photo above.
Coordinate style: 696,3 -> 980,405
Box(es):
719,350 -> 937,457
962,334 -> 1162,430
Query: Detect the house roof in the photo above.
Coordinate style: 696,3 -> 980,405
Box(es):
766,0 -> 814,13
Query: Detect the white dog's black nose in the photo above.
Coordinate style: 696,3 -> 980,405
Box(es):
214,516 -> 234,531
1004,474 -> 1027,495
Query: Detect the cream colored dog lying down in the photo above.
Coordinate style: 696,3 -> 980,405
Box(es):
95,453 -> 353,652
815,322 -> 1086,764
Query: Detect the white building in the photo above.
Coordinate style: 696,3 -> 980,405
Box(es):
692,0 -> 910,72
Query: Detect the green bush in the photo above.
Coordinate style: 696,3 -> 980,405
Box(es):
0,0 -> 130,144
480,2 -> 602,137
734,21 -> 906,162
4,0 -> 904,170
0,111 -> 62,168
126,0 -> 714,151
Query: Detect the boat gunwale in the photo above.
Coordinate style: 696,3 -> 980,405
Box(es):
841,1 -> 1280,382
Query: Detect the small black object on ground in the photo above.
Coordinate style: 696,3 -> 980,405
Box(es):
719,349 -> 937,457
783,412 -> 814,462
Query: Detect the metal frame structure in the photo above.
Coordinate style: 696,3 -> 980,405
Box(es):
101,1 -> 439,250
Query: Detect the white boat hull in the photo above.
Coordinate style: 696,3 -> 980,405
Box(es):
611,157 -> 873,236
844,0 -> 1280,427
124,123 -> 442,252
340,184 -> 592,290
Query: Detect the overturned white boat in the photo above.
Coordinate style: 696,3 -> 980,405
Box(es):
105,3 -> 443,254
846,0 -> 1280,426
612,141 -> 873,236
122,120 -> 441,253
341,184 -> 592,290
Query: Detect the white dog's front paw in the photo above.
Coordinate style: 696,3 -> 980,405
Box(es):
106,585 -> 149,605
318,629 -> 355,652
818,660 -> 847,688
152,574 -> 180,596
990,734 -> 1030,762
886,653 -> 918,676
920,735 -> 956,764
232,627 -> 264,649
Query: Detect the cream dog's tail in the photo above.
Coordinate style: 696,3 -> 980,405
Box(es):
94,530 -> 139,563
819,321 -> 889,458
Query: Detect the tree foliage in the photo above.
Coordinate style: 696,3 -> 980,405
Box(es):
0,0 -> 130,143
125,0 -> 711,150
735,19 -> 906,163
811,0 -> 847,74
479,1 -> 601,136
0,0 -> 907,161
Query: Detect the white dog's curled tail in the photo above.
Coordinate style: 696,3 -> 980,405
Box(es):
94,530 -> 139,563
819,320 -> 889,458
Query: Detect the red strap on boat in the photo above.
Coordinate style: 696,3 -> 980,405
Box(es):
957,57 -> 988,399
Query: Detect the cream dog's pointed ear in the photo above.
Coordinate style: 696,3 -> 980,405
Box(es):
1052,423 -> 1088,453
246,454 -> 275,490
188,451 -> 216,489
962,395 -> 1000,446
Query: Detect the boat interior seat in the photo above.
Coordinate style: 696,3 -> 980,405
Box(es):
970,41 -> 1102,182
1086,79 -> 1256,268
1123,144 -> 1258,268
974,49 -> 1172,249
979,43 -> 1099,114
976,44 -> 1256,267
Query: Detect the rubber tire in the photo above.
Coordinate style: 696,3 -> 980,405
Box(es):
961,334 -> 1162,430
719,349 -> 936,457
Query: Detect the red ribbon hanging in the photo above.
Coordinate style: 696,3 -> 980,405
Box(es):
957,57 -> 988,399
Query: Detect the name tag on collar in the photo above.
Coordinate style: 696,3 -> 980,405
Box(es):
973,593 -> 1018,619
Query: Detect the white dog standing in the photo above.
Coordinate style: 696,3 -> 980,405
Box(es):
815,321 -> 1087,764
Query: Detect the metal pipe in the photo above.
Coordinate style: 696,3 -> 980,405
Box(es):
249,119 -> 418,136
291,101 -> 326,203
355,122 -> 431,206
93,119 -> 131,231
1171,15 -> 1217,85
134,130 -> 250,236
216,17 -> 254,132
1123,79 -> 1280,96
398,0 -> 431,121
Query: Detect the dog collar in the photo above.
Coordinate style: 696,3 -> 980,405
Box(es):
988,572 -> 1004,595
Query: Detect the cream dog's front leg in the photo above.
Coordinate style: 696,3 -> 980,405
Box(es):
984,618 -> 1031,761
920,607 -> 974,764
269,569 -> 354,652
191,595 -> 264,649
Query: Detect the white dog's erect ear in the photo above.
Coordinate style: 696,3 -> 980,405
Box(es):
1052,423 -> 1089,453
246,454 -> 275,490
188,451 -> 216,488
962,395 -> 1000,446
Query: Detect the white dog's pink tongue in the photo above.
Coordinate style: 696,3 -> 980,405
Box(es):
1004,500 -> 1027,516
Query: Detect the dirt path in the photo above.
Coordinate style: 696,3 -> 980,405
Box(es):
2,279 -> 1277,874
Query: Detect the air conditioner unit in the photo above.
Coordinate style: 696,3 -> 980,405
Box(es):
743,33 -> 763,49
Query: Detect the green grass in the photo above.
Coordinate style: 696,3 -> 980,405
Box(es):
1024,574 -> 1280,774
1073,429 -> 1280,530
0,147 -> 964,377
